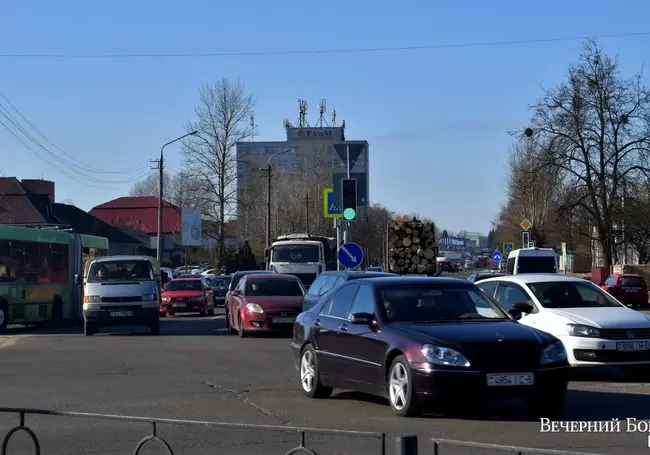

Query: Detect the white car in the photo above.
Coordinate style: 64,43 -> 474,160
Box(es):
475,274 -> 650,370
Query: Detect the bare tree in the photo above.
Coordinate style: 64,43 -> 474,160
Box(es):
182,77 -> 255,263
528,40 -> 650,266
129,171 -> 205,211
622,180 -> 650,263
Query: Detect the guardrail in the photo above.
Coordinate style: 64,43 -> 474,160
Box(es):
0,408 -> 611,455
0,407 -> 386,455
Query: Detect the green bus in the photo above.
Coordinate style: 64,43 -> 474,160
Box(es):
0,225 -> 109,332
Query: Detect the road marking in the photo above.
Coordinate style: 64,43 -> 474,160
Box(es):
0,337 -> 20,348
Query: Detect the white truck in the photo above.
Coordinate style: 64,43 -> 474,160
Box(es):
265,234 -> 336,288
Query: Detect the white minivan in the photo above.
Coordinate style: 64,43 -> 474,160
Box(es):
82,256 -> 165,336
505,248 -> 558,275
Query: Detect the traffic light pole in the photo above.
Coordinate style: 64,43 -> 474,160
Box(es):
344,144 -> 351,243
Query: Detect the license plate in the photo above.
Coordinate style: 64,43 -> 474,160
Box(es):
110,311 -> 132,317
172,304 -> 186,308
272,317 -> 295,324
486,373 -> 534,387
617,341 -> 650,351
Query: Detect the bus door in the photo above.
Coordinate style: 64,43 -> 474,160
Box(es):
69,234 -> 84,321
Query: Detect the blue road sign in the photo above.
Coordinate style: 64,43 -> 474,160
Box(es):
503,242 -> 514,253
338,242 -> 364,269
492,251 -> 503,263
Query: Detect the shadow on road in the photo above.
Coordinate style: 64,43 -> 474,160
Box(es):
331,385 -> 650,422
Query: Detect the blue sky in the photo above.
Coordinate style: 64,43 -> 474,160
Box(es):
1,0 -> 648,235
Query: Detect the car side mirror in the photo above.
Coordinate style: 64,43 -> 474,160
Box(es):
512,302 -> 534,314
74,274 -> 81,285
508,309 -> 523,320
264,248 -> 269,258
349,312 -> 374,325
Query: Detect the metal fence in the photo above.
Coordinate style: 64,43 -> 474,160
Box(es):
0,408 -> 610,455
0,407 -> 385,455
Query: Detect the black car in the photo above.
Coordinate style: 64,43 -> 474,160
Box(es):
291,276 -> 569,417
208,275 -> 231,306
438,261 -> 458,273
302,270 -> 396,312
468,273 -> 506,283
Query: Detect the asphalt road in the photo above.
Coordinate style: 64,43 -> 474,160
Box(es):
1,309 -> 650,455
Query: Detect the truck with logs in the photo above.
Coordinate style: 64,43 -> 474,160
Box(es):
385,218 -> 440,275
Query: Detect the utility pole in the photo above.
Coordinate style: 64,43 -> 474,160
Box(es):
156,131 -> 198,262
304,193 -> 309,235
266,149 -> 293,249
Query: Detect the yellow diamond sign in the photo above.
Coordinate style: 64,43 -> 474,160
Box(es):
520,219 -> 532,231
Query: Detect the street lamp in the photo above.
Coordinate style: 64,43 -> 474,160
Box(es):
156,130 -> 198,262
266,148 -> 293,249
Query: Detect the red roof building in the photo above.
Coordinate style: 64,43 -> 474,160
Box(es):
89,196 -> 181,235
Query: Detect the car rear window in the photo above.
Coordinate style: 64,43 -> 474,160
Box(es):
620,276 -> 645,287
247,279 -> 304,296
517,256 -> 556,274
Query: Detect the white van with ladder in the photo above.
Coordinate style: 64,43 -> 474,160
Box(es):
505,248 -> 558,275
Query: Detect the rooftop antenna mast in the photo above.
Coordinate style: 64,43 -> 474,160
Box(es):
331,109 -> 337,127
296,99 -> 309,128
249,111 -> 258,142
316,99 -> 329,127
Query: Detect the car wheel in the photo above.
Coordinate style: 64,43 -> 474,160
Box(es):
150,319 -> 160,336
160,312 -> 167,318
0,300 -> 7,333
388,355 -> 419,417
84,320 -> 97,336
237,313 -> 248,338
299,345 -> 332,398
526,389 -> 566,417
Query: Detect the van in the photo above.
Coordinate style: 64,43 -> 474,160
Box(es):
505,248 -> 558,275
82,255 -> 166,336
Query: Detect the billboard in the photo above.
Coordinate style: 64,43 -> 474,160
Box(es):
439,236 -> 466,247
181,209 -> 202,246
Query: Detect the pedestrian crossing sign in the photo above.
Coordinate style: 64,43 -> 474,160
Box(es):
503,242 -> 514,253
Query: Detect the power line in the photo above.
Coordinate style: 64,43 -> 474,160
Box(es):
0,31 -> 648,59
0,90 -> 147,175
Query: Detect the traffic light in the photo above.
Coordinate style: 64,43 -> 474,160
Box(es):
342,178 -> 357,221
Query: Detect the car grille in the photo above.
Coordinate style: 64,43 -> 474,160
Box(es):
598,328 -> 650,340
293,273 -> 317,286
467,342 -> 540,373
101,296 -> 142,303
213,290 -> 227,296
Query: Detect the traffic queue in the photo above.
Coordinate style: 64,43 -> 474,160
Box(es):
81,247 -> 650,419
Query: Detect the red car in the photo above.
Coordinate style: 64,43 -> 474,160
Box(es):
225,273 -> 305,337
161,277 -> 215,317
601,274 -> 649,308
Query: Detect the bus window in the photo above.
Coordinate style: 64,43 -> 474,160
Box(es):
10,240 -> 25,281
50,244 -> 68,283
24,242 -> 40,283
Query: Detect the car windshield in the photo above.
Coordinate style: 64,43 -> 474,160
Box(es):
526,281 -> 621,308
165,280 -> 202,291
230,272 -> 265,290
211,277 -> 230,287
380,283 -> 508,322
246,279 -> 304,296
87,260 -> 154,282
271,245 -> 320,263
620,276 -> 645,287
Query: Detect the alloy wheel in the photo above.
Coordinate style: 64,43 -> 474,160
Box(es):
300,349 -> 316,392
389,362 -> 409,411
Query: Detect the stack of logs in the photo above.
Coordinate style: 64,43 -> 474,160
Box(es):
387,218 -> 439,275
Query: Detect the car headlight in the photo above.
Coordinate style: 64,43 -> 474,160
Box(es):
161,297 -> 170,302
142,294 -> 155,301
84,295 -> 101,303
540,341 -> 567,364
246,303 -> 264,313
566,324 -> 600,337
421,344 -> 470,367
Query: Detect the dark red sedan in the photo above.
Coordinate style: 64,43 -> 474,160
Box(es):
225,273 -> 305,337
161,277 -> 215,317
291,276 -> 569,417
601,274 -> 649,308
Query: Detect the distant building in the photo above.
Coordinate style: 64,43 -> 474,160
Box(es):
235,125 -> 369,221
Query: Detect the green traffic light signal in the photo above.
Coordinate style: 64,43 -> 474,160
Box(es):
343,208 -> 356,220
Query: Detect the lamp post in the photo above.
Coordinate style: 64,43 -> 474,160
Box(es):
156,130 -> 198,262
266,149 -> 293,249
